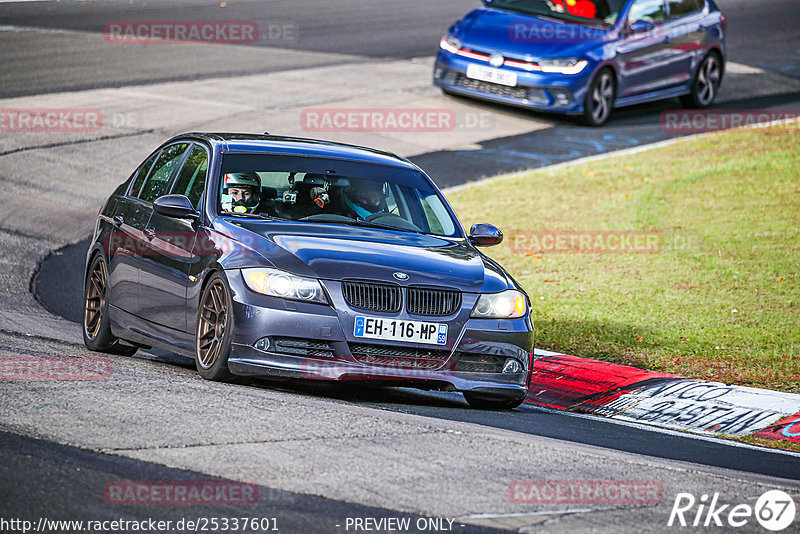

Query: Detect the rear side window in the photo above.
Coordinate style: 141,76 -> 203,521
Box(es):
667,0 -> 703,17
171,144 -> 209,209
129,151 -> 159,198
139,143 -> 189,203
628,0 -> 667,23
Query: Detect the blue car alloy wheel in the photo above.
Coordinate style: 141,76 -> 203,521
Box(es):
84,133 -> 535,410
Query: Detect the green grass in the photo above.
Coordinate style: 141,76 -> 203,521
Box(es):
447,124 -> 800,393
737,434 -> 800,452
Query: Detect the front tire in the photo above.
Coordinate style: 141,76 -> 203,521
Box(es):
582,68 -> 616,127
195,273 -> 234,381
464,392 -> 525,410
680,52 -> 722,108
83,254 -> 137,356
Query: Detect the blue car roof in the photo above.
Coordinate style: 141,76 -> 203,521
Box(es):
170,132 -> 415,169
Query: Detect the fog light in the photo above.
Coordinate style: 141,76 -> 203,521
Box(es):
549,88 -> 573,107
254,337 -> 271,351
502,358 -> 523,374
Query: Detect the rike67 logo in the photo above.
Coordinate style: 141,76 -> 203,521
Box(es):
668,490 -> 796,531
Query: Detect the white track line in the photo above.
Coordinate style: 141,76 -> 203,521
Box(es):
441,116 -> 800,195
459,509 -> 594,519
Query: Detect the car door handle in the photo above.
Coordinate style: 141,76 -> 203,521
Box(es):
144,227 -> 156,240
113,215 -> 124,227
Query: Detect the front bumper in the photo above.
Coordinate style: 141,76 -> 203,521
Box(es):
225,271 -> 534,400
433,50 -> 595,115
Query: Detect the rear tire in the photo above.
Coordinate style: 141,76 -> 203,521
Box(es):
680,52 -> 722,108
83,254 -> 138,356
195,273 -> 235,382
464,392 -> 525,410
582,68 -> 616,126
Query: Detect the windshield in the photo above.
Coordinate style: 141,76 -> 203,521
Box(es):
218,154 -> 461,238
490,0 -> 628,25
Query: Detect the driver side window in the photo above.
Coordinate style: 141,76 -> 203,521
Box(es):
171,144 -> 209,209
628,0 -> 666,23
667,0 -> 703,18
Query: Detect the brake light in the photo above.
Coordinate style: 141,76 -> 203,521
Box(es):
720,13 -> 727,31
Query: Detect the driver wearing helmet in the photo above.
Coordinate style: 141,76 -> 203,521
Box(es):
222,172 -> 261,214
551,0 -> 597,18
344,179 -> 387,219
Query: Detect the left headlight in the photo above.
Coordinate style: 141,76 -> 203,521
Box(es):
241,268 -> 328,304
471,290 -> 528,319
539,58 -> 588,75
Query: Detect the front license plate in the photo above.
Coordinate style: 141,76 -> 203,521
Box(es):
354,316 -> 448,346
466,64 -> 518,87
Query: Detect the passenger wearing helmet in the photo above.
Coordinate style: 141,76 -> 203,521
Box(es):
344,179 -> 387,219
222,172 -> 261,214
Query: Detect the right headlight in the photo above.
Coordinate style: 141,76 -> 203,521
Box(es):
241,268 -> 327,304
471,290 -> 528,319
440,34 -> 462,54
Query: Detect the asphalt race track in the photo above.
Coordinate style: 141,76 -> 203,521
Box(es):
1,0 -> 799,96
2,1 -> 800,532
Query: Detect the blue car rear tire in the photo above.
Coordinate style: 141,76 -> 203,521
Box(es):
681,52 -> 722,109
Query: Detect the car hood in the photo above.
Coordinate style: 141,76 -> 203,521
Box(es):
453,7 -> 609,59
230,221 -> 510,293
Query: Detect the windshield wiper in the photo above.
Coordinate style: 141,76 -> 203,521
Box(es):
304,215 -> 424,235
223,212 -> 292,222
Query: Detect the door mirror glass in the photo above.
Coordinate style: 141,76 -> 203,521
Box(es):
630,19 -> 656,33
468,223 -> 503,247
153,195 -> 198,220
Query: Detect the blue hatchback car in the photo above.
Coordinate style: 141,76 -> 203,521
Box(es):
434,0 -> 726,125
83,133 -> 534,409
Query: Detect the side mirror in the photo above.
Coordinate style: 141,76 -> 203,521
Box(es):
629,19 -> 656,33
468,223 -> 503,247
153,194 -> 199,220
